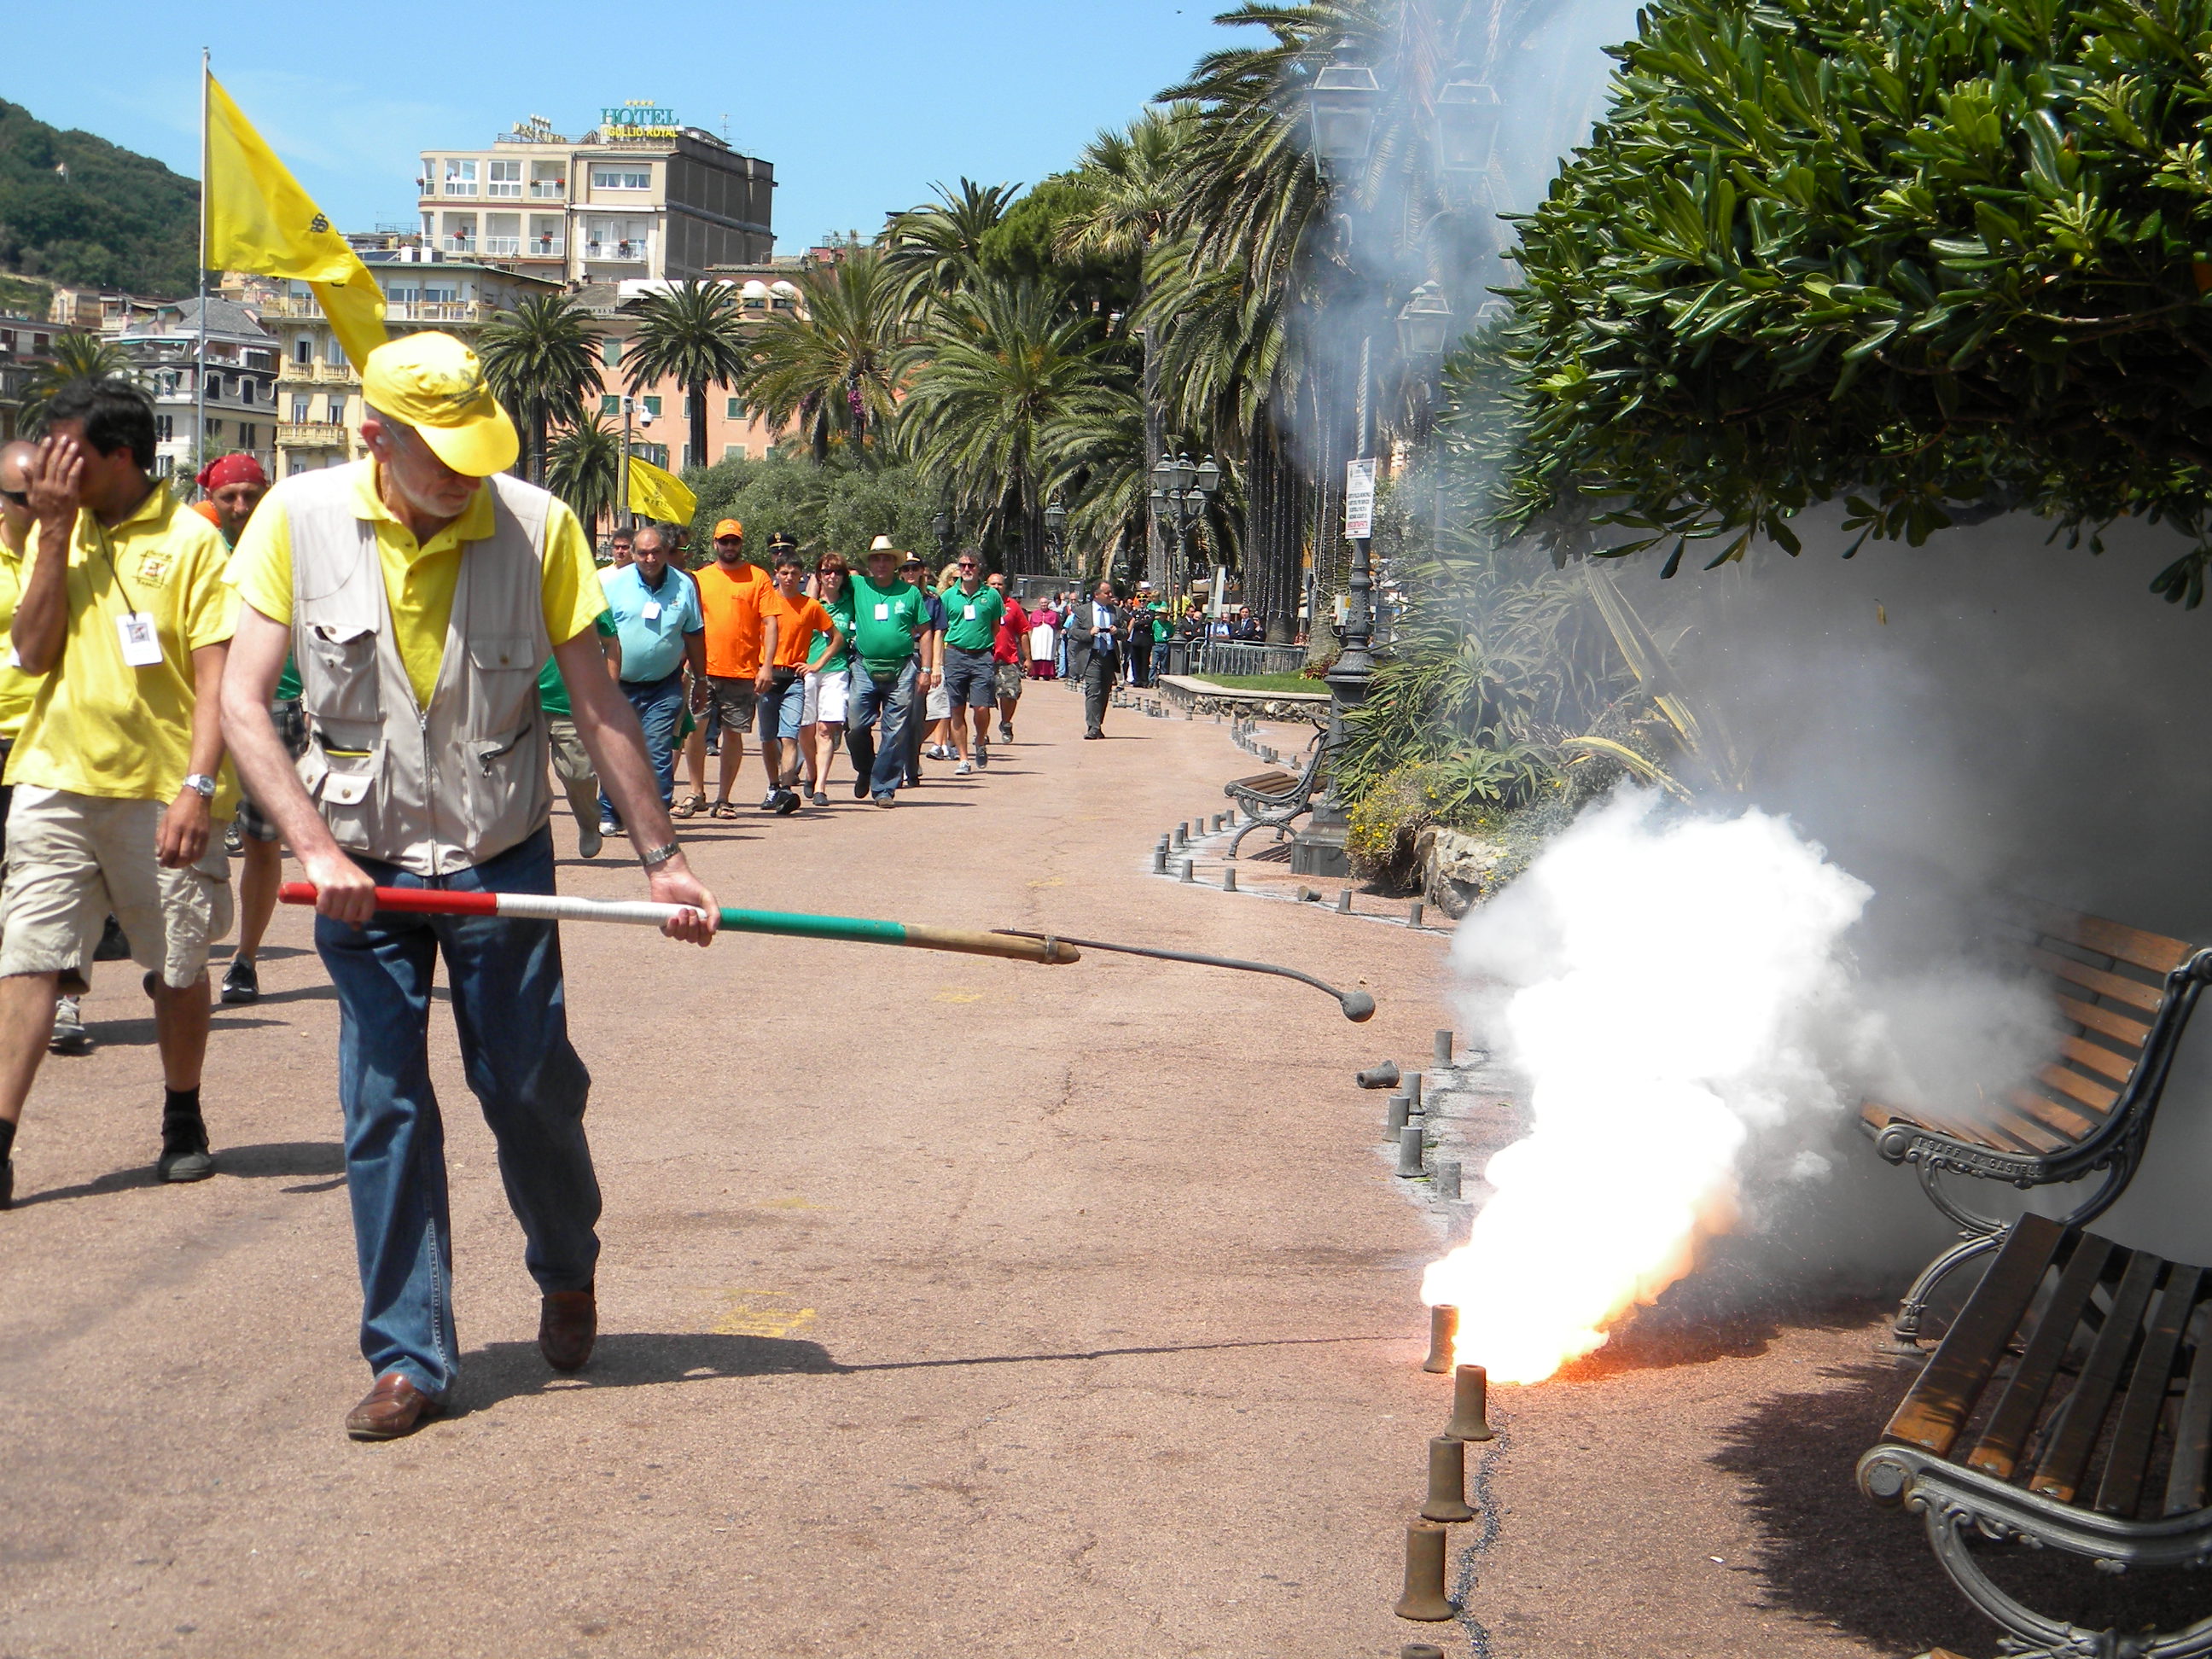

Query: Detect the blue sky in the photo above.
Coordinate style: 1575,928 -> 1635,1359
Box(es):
7,0 -> 1243,250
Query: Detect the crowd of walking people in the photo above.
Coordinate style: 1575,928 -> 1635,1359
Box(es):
0,333 -> 1267,1441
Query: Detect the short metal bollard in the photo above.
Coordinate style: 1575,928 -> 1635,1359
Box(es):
1406,1072 -> 1423,1110
1336,888 -> 1353,914
1150,848 -> 1167,875
1397,1124 -> 1425,1178
1386,1094 -> 1412,1133
1434,1029 -> 1454,1066
1222,868 -> 1237,893
1408,899 -> 1425,928
1435,1159 -> 1463,1201
1179,859 -> 1196,883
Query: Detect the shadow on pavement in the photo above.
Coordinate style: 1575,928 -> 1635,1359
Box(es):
12,1139 -> 346,1208
459,1331 -> 838,1411
1712,1359 -> 2212,1655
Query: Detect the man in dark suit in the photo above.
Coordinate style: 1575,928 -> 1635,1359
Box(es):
1067,580 -> 1124,740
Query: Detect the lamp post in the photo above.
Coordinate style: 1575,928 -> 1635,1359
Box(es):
1043,496 -> 1068,575
1148,451 -> 1217,586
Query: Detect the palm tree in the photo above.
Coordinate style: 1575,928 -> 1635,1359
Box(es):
742,247 -> 907,464
623,280 -> 748,474
899,277 -> 1128,568
18,333 -> 137,434
1056,105 -> 1201,587
480,294 -> 604,485
547,415 -> 621,544
882,179 -> 1020,315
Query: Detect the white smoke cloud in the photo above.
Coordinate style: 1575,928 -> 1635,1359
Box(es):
1424,791 -> 1879,1382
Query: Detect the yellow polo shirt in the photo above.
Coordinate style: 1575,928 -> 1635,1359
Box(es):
5,483 -> 237,809
0,538 -> 44,742
227,459 -> 604,709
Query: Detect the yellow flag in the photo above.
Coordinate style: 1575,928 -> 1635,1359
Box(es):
627,456 -> 696,525
204,72 -> 387,370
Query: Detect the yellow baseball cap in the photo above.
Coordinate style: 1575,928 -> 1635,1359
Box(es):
361,332 -> 518,477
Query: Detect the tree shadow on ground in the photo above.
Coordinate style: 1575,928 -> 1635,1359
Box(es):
1711,1359 -> 2212,1656
13,1140 -> 346,1208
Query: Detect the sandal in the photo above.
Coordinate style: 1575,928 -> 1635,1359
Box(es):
672,794 -> 706,819
711,800 -> 740,819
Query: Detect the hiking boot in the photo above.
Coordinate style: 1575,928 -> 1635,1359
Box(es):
220,958 -> 260,1006
49,997 -> 90,1056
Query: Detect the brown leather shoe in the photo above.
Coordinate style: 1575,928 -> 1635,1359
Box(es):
344,1371 -> 442,1441
538,1287 -> 597,1372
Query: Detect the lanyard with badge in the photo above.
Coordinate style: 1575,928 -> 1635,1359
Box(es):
96,522 -> 164,667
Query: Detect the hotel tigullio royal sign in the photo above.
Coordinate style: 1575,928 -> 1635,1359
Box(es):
601,100 -> 680,139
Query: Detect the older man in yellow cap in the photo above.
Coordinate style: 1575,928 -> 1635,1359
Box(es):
221,332 -> 719,1441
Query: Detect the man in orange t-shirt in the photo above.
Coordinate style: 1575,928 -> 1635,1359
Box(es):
694,519 -> 773,818
755,538 -> 841,813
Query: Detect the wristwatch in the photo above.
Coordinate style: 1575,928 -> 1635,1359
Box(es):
639,839 -> 682,871
182,773 -> 217,799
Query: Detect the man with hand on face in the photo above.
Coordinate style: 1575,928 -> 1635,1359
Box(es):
221,332 -> 718,1441
0,381 -> 238,1210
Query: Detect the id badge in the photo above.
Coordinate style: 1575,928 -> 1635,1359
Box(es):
642,601 -> 662,622
874,603 -> 890,620
117,610 -> 163,667
963,603 -> 977,620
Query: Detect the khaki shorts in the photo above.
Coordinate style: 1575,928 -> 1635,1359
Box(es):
546,716 -> 596,788
707,676 -> 758,734
0,787 -> 234,988
993,662 -> 1025,701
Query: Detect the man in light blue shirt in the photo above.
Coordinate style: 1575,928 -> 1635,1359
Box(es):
597,522 -> 703,829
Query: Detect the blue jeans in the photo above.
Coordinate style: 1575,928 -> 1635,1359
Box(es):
844,657 -> 917,797
600,669 -> 684,828
757,673 -> 803,742
316,826 -> 597,1398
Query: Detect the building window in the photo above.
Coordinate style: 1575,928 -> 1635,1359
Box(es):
722,444 -> 746,461
328,395 -> 346,425
641,395 -> 661,419
207,373 -> 224,400
293,396 -> 310,422
591,166 -> 650,190
600,393 -> 620,417
602,339 -> 621,367
681,445 -> 694,468
682,394 -> 696,420
328,335 -> 345,366
239,423 -> 256,449
487,160 -> 521,198
208,420 -> 225,439
444,158 -> 477,195
154,415 -> 174,442
530,160 -> 566,198
725,396 -> 747,420
294,335 -> 312,364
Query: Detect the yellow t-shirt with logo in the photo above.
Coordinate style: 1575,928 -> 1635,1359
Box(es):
0,538 -> 44,742
227,460 -> 604,709
4,484 -> 238,810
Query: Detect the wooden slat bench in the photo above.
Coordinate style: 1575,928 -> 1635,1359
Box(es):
1222,729 -> 1327,860
1863,906 -> 2212,1346
1860,1214 -> 2212,1657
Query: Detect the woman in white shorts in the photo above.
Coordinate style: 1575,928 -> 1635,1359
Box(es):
801,552 -> 855,806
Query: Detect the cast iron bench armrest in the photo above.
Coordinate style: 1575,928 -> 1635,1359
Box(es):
1861,1214 -> 2212,1657
1221,730 -> 1328,860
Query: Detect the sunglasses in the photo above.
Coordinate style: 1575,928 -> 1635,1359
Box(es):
0,488 -> 26,508
957,562 -> 977,571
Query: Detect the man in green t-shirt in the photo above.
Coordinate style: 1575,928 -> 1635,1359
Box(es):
842,535 -> 927,806
937,551 -> 1004,774
538,613 -> 621,856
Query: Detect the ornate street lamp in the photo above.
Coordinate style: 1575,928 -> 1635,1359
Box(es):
1435,71 -> 1503,179
1396,282 -> 1455,358
1148,450 -> 1217,585
1043,496 -> 1068,572
1310,59 -> 1382,172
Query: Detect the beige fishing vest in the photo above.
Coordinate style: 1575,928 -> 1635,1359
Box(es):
285,463 -> 554,876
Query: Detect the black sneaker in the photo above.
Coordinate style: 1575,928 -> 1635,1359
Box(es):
157,1116 -> 214,1185
853,774 -> 870,800
95,916 -> 131,961
221,958 -> 260,1005
774,789 -> 801,817
760,789 -> 780,812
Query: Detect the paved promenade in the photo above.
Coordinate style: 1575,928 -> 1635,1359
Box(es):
0,681 -> 2024,1657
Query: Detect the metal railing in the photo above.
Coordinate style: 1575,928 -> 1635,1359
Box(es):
522,238 -> 565,258
480,237 -> 521,256
1195,640 -> 1310,679
441,236 -> 478,254
584,241 -> 648,262
530,182 -> 567,198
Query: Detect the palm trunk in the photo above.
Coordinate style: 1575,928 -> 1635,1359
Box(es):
1140,288 -> 1164,593
690,381 -> 708,475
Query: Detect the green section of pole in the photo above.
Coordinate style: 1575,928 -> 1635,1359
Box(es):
717,907 -> 908,946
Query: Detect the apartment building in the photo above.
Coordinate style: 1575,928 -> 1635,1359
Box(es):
0,314 -> 76,442
418,108 -> 772,288
112,297 -> 280,480
230,252 -> 561,478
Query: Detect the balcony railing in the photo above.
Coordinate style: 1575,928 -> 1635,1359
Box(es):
254,294 -> 325,320
441,236 -> 478,255
311,361 -> 358,385
529,181 -> 567,198
480,237 -> 521,257
278,422 -> 349,447
384,300 -> 489,324
584,241 -> 648,263
521,239 -> 566,259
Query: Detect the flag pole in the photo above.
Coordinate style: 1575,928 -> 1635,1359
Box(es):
195,49 -> 209,487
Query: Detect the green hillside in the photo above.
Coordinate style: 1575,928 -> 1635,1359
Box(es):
0,100 -> 197,296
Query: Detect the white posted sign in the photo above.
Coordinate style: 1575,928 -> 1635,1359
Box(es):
1344,458 -> 1377,539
